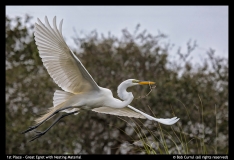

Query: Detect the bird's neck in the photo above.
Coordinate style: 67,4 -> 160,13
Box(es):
108,94 -> 134,109
117,82 -> 132,100
106,81 -> 134,108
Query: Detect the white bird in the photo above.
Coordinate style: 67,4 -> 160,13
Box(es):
22,16 -> 179,141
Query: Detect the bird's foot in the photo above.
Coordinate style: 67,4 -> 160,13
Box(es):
29,131 -> 46,142
21,126 -> 37,134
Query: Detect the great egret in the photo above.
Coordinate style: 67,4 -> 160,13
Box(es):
22,16 -> 179,141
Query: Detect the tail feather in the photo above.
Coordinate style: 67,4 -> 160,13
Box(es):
34,103 -> 65,125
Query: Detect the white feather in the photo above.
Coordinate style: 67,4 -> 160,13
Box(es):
53,90 -> 74,107
34,16 -> 99,93
92,106 -> 146,119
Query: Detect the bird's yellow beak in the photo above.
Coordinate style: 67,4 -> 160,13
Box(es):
138,81 -> 155,85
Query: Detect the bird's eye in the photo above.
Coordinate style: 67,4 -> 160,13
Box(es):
132,79 -> 140,83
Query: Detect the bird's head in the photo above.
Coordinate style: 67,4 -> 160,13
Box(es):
121,79 -> 155,87
117,79 -> 155,100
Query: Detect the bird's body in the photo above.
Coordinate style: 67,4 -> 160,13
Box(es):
56,87 -> 131,110
22,16 -> 179,141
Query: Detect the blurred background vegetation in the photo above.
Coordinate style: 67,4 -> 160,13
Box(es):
6,15 -> 228,154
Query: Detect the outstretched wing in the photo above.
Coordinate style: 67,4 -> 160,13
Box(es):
34,16 -> 100,93
127,105 -> 180,125
92,107 -> 146,119
92,105 -> 180,125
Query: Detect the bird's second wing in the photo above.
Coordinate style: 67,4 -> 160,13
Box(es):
92,106 -> 179,125
92,107 -> 146,119
127,105 -> 180,125
34,16 -> 100,93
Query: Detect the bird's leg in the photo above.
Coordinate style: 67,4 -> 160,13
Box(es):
21,106 -> 74,134
29,110 -> 78,142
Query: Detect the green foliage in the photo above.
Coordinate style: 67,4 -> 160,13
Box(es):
6,15 -> 228,154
